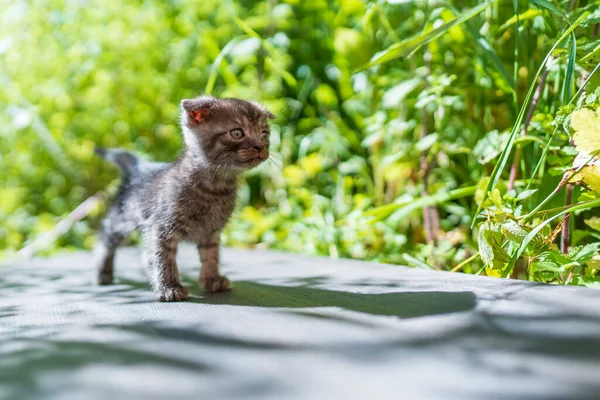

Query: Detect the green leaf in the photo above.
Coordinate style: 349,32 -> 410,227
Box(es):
478,221 -> 511,269
382,78 -> 422,109
416,133 -> 439,152
562,34 -> 576,104
362,186 -> 477,223
530,0 -> 565,16
500,9 -> 543,31
530,259 -> 567,274
516,189 -> 538,201
490,188 -> 503,210
569,243 -> 600,264
501,220 -> 528,243
573,276 -> 600,288
478,224 -> 495,267
473,130 -> 510,165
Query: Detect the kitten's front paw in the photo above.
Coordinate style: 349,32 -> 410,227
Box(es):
202,276 -> 231,293
157,285 -> 189,302
97,273 -> 113,285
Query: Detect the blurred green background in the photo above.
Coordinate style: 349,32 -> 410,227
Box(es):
1,0 -> 600,283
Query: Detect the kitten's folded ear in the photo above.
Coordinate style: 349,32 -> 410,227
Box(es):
266,110 -> 276,120
181,96 -> 217,125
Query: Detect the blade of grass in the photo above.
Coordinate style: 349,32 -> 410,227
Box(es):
361,185 -> 477,224
499,8 -> 542,32
205,37 -> 244,95
513,1 -> 520,106
562,33 -> 577,104
530,0 -> 565,16
451,252 -> 480,272
507,67 -> 550,191
529,199 -> 599,217
232,16 -> 261,39
232,16 -> 297,88
403,254 -> 435,270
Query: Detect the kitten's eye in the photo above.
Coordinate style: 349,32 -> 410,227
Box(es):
230,128 -> 245,139
261,131 -> 269,142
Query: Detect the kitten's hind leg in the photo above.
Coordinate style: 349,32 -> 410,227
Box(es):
95,217 -> 127,285
198,233 -> 230,292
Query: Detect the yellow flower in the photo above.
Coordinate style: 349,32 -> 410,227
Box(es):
571,107 -> 600,153
569,107 -> 600,193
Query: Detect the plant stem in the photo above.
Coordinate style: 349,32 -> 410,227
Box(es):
563,182 -> 575,284
14,192 -> 107,261
508,68 -> 550,191
561,183 -> 573,254
421,123 -> 434,243
451,252 -> 480,272
421,49 -> 438,244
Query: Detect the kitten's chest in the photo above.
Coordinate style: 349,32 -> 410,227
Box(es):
178,189 -> 236,238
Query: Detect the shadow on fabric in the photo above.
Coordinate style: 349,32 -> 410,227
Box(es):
180,280 -> 477,319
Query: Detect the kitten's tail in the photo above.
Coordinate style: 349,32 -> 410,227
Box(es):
95,147 -> 139,175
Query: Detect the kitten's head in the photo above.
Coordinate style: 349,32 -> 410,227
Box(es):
180,95 -> 274,170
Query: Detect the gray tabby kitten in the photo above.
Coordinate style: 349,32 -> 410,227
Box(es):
95,96 -> 273,302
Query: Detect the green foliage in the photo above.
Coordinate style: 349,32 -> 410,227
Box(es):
1,0 -> 600,286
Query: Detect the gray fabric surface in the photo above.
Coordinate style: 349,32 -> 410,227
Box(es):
2,245 -> 600,400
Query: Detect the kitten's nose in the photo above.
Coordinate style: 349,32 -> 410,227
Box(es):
253,144 -> 265,152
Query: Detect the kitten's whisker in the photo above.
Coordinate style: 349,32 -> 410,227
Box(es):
208,149 -> 228,167
268,153 -> 282,162
268,156 -> 283,170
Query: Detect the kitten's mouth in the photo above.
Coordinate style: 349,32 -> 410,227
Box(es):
242,157 -> 265,167
238,152 -> 269,168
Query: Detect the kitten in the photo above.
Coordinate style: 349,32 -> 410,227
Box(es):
95,95 -> 274,302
